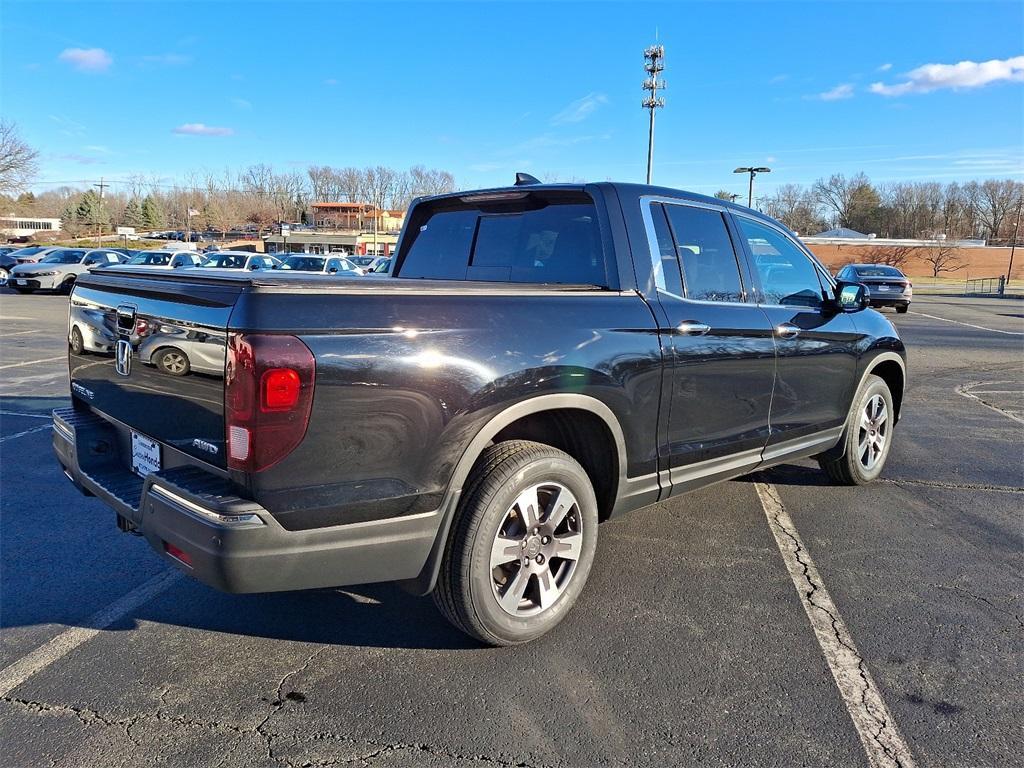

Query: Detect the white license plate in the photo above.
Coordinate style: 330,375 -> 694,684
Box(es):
15,279 -> 26,285
131,432 -> 161,477
876,285 -> 891,291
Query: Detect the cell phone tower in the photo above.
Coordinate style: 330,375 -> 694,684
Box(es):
642,44 -> 666,184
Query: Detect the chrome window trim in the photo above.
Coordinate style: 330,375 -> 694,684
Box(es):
638,195 -> 751,306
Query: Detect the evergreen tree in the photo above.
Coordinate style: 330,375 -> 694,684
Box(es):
73,189 -> 110,227
122,198 -> 145,228
141,195 -> 164,229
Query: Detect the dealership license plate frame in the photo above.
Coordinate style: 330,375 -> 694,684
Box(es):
131,431 -> 161,478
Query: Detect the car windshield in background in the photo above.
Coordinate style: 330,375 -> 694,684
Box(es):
10,246 -> 50,257
400,193 -> 606,285
280,256 -> 326,271
127,251 -> 173,266
349,256 -> 375,267
40,250 -> 86,264
855,266 -> 904,277
200,254 -> 248,268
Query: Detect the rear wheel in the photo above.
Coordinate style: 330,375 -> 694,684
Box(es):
155,348 -> 191,376
433,440 -> 599,646
818,374 -> 894,485
895,303 -> 909,314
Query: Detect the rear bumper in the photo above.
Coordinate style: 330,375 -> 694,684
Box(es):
53,407 -> 440,593
867,295 -> 910,307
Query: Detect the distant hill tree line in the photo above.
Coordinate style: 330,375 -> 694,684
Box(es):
717,173 -> 1023,242
2,163 -> 457,237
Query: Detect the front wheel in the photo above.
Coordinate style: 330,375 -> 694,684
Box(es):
155,348 -> 191,376
818,374 -> 895,485
69,327 -> 85,355
433,440 -> 599,646
0,267 -> 8,287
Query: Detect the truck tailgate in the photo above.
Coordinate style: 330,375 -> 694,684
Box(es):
69,271 -> 243,469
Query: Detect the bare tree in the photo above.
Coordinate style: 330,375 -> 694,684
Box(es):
857,244 -> 916,270
972,179 -> 1022,240
812,172 -> 881,233
336,167 -> 365,203
0,119 -> 40,194
762,184 -> 825,235
920,239 -> 965,277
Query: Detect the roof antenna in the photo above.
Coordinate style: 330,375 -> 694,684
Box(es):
514,172 -> 541,186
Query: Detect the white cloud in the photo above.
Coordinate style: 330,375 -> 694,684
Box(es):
551,92 -> 608,124
58,47 -> 113,72
172,123 -> 234,137
817,83 -> 854,101
877,63 -> 893,72
870,55 -> 1024,96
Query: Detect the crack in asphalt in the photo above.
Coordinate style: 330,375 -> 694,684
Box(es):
879,477 -> 1024,494
1,682 -> 541,768
756,481 -> 914,768
932,583 -> 1024,631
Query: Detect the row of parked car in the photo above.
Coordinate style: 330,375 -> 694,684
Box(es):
0,245 -> 393,294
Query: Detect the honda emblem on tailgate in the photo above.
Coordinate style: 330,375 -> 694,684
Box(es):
115,339 -> 132,376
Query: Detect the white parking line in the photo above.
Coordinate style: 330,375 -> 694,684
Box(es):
0,410 -> 52,419
0,570 -> 182,698
0,424 -> 53,443
0,355 -> 65,371
754,482 -> 916,768
908,310 -> 1024,336
0,329 -> 45,338
956,382 -> 1024,425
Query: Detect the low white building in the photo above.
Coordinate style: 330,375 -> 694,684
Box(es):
0,214 -> 62,239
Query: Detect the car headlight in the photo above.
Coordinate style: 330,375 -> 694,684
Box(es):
35,271 -> 58,276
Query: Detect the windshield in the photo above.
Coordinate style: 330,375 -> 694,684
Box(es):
349,256 -> 374,267
40,250 -> 86,264
280,256 -> 326,271
128,251 -> 173,266
10,246 -> 48,257
200,253 -> 248,268
854,266 -> 904,277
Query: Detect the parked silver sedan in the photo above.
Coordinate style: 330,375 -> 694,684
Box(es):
9,248 -> 123,294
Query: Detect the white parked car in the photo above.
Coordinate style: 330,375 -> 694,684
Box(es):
9,248 -> 123,294
277,254 -> 365,276
120,250 -> 204,269
196,251 -> 281,271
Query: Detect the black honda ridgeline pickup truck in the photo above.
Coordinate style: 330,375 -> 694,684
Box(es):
54,178 -> 906,645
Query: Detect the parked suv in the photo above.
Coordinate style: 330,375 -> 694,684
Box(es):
55,179 -> 905,645
9,248 -> 123,294
836,264 -> 912,313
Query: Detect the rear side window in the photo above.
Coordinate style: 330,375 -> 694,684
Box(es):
663,205 -> 745,303
399,195 -> 607,286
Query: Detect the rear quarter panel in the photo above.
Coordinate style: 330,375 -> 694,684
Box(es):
231,287 -> 662,531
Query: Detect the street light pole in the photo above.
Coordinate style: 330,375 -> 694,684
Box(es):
1006,194 -> 1022,294
733,166 -> 771,207
642,45 -> 666,185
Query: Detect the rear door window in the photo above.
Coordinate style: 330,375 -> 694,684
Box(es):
662,204 -> 745,303
399,194 -> 607,286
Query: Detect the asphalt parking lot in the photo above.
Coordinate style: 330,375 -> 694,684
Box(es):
1,291 -> 1021,768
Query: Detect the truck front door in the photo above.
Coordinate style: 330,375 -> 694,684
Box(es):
644,200 -> 777,492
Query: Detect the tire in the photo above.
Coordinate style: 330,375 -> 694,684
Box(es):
895,304 -> 909,314
818,374 -> 895,485
59,277 -> 76,295
0,267 -> 8,287
69,327 -> 84,355
155,347 -> 191,376
433,440 -> 599,646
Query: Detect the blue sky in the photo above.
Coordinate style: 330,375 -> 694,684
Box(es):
2,1 -> 1022,198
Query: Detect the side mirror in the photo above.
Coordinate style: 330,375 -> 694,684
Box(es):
834,281 -> 869,313
249,264 -> 259,270
328,267 -> 338,274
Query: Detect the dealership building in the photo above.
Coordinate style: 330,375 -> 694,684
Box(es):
263,203 -> 404,256
1,215 -> 62,240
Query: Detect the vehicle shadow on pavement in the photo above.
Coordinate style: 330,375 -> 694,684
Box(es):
115,580 -> 483,651
738,463 -> 829,487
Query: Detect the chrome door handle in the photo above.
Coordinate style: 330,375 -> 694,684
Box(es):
678,320 -> 711,336
776,323 -> 800,339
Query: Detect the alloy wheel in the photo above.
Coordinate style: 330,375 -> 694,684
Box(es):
857,393 -> 889,471
160,351 -> 188,374
489,482 -> 584,617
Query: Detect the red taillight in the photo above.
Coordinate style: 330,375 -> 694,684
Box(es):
225,333 -> 315,472
261,368 -> 301,411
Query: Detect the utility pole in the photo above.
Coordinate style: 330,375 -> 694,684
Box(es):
1006,193 -> 1022,294
93,177 -> 108,246
733,166 -> 771,207
642,45 -> 666,185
